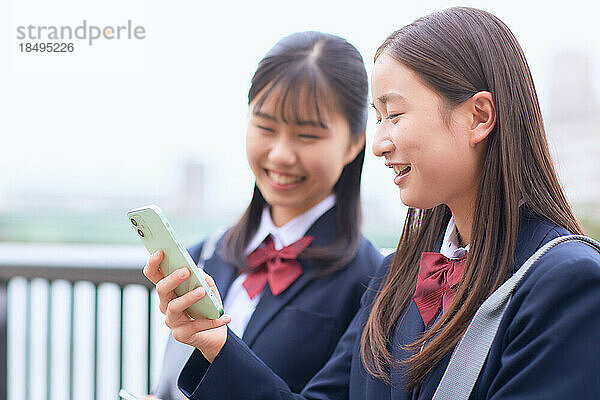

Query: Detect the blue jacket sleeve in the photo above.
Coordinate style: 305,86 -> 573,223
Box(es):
178,308 -> 364,400
486,246 -> 600,399
177,253 -> 394,400
179,328 -> 297,400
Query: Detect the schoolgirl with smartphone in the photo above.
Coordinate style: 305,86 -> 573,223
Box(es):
147,8 -> 600,399
144,31 -> 383,399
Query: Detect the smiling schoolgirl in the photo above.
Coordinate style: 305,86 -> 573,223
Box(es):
146,8 -> 600,400
145,31 -> 383,399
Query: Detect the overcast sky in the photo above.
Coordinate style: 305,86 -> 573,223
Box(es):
1,0 -> 599,216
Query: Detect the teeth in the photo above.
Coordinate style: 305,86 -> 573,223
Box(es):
393,165 -> 411,174
269,171 -> 303,185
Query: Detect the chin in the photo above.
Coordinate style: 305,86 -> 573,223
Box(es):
399,191 -> 439,210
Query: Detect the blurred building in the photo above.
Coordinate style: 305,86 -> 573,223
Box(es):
546,53 -> 600,220
2,160 -> 208,215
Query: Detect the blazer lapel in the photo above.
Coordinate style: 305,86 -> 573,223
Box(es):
241,206 -> 337,347
242,266 -> 314,346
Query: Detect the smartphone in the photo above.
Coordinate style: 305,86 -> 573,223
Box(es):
127,205 -> 224,319
119,389 -> 141,400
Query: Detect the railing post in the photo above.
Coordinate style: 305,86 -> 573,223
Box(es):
119,286 -> 124,396
0,281 -> 7,400
94,286 -> 98,400
69,283 -> 75,400
26,281 -> 31,400
47,281 -> 52,400
0,243 -> 158,400
147,288 -> 152,395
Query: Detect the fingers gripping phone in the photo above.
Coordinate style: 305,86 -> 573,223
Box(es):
127,205 -> 224,319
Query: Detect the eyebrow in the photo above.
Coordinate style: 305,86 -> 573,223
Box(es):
372,92 -> 407,107
254,111 -> 277,121
253,111 -> 328,129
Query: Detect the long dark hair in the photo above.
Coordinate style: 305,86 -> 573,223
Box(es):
219,31 -> 369,274
360,7 -> 584,388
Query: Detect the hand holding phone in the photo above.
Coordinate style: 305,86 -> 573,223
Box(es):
127,205 -> 223,319
144,249 -> 231,362
131,205 -> 231,361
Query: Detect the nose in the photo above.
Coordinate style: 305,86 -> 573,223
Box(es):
372,125 -> 395,158
268,136 -> 297,166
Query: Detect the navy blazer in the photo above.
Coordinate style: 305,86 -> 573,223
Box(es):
179,209 -> 600,399
184,206 -> 382,394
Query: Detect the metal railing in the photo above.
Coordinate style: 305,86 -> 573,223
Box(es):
0,242 -> 396,400
0,242 -> 155,400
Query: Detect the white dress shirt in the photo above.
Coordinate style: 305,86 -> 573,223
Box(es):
223,194 -> 336,338
439,216 -> 470,259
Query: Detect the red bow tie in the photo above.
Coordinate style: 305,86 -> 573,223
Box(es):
243,235 -> 314,299
412,252 -> 466,326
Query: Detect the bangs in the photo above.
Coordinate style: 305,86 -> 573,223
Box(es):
252,64 -> 336,129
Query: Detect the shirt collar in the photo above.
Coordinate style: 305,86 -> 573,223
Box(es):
245,194 -> 336,254
440,216 -> 470,259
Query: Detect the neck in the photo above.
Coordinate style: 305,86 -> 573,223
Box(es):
447,196 -> 476,247
269,193 -> 333,227
270,207 -> 300,227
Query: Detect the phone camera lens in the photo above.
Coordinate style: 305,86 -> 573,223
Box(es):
137,229 -> 145,237
130,218 -> 138,226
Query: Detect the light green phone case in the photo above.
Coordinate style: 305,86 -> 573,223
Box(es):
127,205 -> 224,319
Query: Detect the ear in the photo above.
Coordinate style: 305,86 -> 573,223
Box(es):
468,91 -> 496,147
344,132 -> 366,165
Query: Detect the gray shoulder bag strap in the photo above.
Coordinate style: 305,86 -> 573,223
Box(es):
432,234 -> 600,400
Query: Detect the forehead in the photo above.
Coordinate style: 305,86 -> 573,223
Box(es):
251,79 -> 340,127
371,52 -> 438,108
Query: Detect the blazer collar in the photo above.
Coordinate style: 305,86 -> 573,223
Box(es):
511,207 -> 567,273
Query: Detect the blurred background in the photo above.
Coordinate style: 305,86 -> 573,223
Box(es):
1,0 -> 599,399
2,0 -> 599,247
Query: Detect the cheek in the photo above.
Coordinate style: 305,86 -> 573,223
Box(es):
246,133 -> 266,166
414,137 -> 478,197
304,147 -> 345,185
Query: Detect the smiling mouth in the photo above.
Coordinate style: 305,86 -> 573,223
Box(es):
392,165 -> 411,176
265,169 -> 306,186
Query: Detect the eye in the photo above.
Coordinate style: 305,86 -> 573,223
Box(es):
298,133 -> 320,140
386,113 -> 403,121
256,124 -> 275,132
372,109 -> 382,125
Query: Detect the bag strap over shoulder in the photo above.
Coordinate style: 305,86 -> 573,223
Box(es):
432,234 -> 600,400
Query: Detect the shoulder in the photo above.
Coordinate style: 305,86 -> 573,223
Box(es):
507,235 -> 600,335
481,236 -> 600,397
187,241 -> 205,264
360,252 -> 395,306
352,237 -> 385,271
187,228 -> 230,264
322,237 -> 384,288
510,208 -> 600,296
347,237 -> 386,278
518,236 -> 600,294
377,252 -> 395,278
